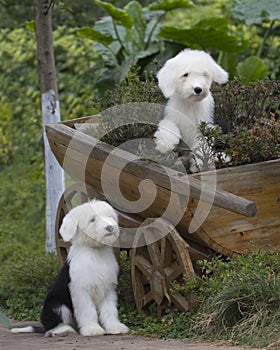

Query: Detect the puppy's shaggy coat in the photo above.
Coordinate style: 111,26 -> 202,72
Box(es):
154,49 -> 228,170
11,200 -> 129,337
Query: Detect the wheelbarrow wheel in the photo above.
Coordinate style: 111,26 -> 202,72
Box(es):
55,182 -> 91,265
131,218 -> 196,318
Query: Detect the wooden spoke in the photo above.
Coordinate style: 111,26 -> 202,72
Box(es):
134,255 -> 153,277
147,241 -> 161,270
131,218 -> 195,317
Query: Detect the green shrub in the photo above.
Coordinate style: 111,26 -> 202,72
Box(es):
0,252 -> 59,320
93,67 -> 164,111
172,251 -> 280,346
213,78 -> 280,129
204,79 -> 280,167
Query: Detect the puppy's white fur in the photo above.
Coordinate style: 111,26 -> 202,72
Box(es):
64,201 -> 128,336
11,200 -> 128,337
154,49 -> 228,171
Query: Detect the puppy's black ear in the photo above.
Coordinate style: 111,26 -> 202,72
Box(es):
59,209 -> 78,242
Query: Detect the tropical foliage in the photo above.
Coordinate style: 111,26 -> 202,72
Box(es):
77,0 -> 195,93
76,0 -> 280,92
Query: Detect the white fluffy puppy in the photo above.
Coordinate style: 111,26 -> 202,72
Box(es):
154,49 -> 228,170
11,200 -> 129,337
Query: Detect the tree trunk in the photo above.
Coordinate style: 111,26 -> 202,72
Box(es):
34,0 -> 65,252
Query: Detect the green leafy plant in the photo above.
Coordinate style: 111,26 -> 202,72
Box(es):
228,117 -> 280,166
157,0 -> 279,82
77,0 -> 195,93
0,156 -> 56,321
231,0 -> 280,83
200,117 -> 280,168
199,79 -> 280,167
93,66 -> 165,111
159,17 -> 246,53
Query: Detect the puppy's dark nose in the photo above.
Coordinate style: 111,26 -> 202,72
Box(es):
194,87 -> 202,95
106,225 -> 114,233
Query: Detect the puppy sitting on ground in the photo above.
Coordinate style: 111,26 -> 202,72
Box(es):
154,49 -> 228,171
11,200 -> 129,337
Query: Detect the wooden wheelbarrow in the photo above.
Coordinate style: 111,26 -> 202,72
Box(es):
46,115 -> 280,317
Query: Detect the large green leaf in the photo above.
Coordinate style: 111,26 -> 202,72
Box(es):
192,17 -> 228,32
94,41 -> 120,67
77,27 -> 114,45
135,43 -> 161,60
125,1 -> 146,47
125,1 -> 145,27
159,18 -> 246,53
232,0 -> 280,25
94,16 -> 126,41
149,0 -> 195,11
236,56 -> 268,83
95,0 -> 134,28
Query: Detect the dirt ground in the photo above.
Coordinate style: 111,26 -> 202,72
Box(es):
0,321 -> 261,350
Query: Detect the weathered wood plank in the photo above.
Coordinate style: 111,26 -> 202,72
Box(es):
191,159 -> 280,255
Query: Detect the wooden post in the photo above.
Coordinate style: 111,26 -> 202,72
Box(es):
34,0 -> 65,252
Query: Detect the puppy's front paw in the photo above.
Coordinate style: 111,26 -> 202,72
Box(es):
105,322 -> 129,335
80,324 -> 105,336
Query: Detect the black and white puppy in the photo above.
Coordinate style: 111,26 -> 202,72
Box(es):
11,200 -> 129,337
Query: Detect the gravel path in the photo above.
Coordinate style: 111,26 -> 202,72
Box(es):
0,321 -> 260,350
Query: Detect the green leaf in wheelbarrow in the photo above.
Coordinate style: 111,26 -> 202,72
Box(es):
0,311 -> 12,330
